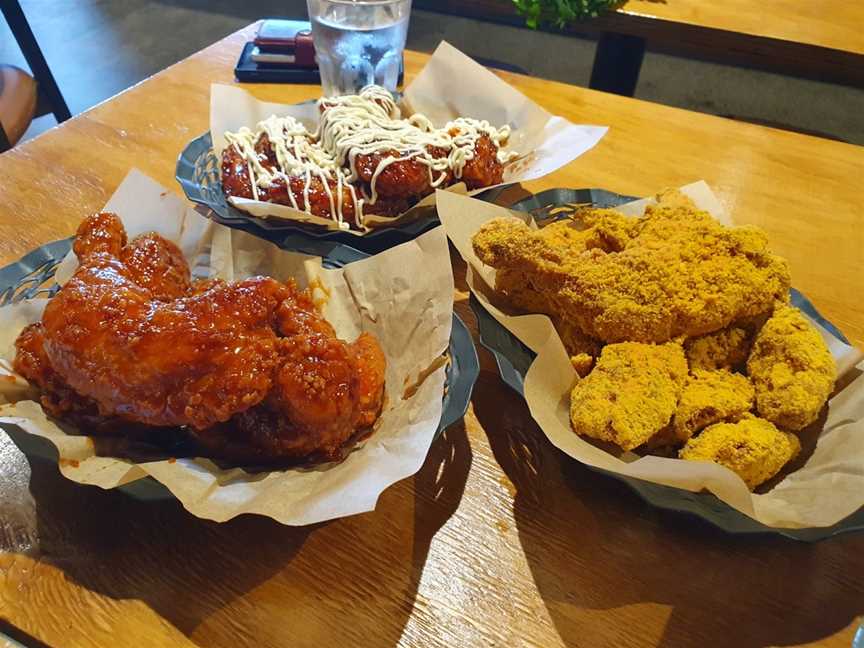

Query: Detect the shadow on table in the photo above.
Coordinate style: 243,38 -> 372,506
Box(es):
26,420 -> 470,645
471,375 -> 864,648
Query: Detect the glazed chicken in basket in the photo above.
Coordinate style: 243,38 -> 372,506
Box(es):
13,213 -> 386,464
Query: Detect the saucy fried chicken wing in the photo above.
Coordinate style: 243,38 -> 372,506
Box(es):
192,328 -> 385,462
679,415 -> 801,490
473,193 -> 791,344
460,134 -> 505,190
43,260 -> 286,429
13,322 -> 105,426
221,144 -> 360,224
354,147 -> 441,200
570,342 -> 688,451
15,212 -> 388,464
747,304 -> 836,430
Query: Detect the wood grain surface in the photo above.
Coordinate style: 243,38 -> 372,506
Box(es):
0,23 -> 863,648
618,0 -> 864,56
414,0 -> 864,86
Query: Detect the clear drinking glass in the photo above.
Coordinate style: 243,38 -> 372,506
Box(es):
307,0 -> 412,97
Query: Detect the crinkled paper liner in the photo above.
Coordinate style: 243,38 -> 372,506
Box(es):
0,169 -> 455,526
210,40 -> 608,233
437,182 -> 864,529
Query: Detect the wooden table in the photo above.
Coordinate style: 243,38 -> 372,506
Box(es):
1,23 -> 863,648
415,0 -> 864,94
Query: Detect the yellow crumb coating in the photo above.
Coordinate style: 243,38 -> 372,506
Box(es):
570,342 -> 688,450
552,315 -> 602,365
685,326 -> 751,371
495,266 -> 558,316
472,196 -> 790,345
672,369 -> 755,443
679,416 -> 801,490
747,304 -> 836,430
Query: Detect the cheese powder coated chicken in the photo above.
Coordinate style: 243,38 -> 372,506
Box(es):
473,189 -> 839,491
569,342 -> 688,451
679,416 -> 801,490
747,304 -> 836,431
472,194 -> 790,345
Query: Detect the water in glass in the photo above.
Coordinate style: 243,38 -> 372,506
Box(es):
308,0 -> 411,96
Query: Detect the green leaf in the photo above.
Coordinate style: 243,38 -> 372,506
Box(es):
512,0 -> 620,28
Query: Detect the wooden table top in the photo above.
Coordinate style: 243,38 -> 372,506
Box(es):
618,0 -> 864,56
1,23 -> 863,648
414,0 -> 864,86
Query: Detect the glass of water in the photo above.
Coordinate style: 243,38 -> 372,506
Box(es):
307,0 -> 412,97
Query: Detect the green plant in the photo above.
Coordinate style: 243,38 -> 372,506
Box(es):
512,0 -> 621,28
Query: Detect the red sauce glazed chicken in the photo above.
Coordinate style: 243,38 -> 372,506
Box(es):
13,212 -> 386,464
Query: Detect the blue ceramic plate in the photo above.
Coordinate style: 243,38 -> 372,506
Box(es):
470,188 -> 863,541
0,238 -> 478,501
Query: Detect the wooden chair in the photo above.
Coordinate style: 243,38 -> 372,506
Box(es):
0,0 -> 70,152
0,64 -> 37,149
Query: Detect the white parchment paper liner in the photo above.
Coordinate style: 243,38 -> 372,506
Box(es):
210,41 -> 607,233
0,169 -> 455,526
438,182 -> 864,529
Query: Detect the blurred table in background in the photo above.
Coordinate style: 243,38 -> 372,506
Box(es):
0,21 -> 863,648
416,0 -> 864,94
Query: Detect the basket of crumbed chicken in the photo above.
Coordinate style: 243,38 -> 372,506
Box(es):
470,190 -> 833,489
439,184 -> 862,530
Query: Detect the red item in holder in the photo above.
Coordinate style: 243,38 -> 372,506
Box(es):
254,19 -> 318,68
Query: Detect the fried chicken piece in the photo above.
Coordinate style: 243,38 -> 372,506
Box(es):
679,415 -> 801,490
73,210 -> 126,258
473,193 -> 791,344
119,232 -> 191,300
40,213 -> 288,430
490,262 -> 602,377
15,213 -> 389,464
193,332 -> 386,463
460,134 -> 504,190
221,145 -> 360,225
14,322 -> 105,425
747,304 -> 836,430
685,326 -> 752,372
273,285 -> 386,440
220,143 -> 257,200
354,146 -> 446,200
348,332 -> 388,429
570,342 -> 688,450
490,213 -> 632,319
668,369 -> 755,444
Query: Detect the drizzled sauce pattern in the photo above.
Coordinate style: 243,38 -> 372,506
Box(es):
223,85 -> 517,229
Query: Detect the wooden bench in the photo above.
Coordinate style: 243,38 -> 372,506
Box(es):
414,0 -> 864,94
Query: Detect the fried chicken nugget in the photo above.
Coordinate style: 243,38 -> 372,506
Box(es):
679,415 -> 801,490
685,326 -> 752,372
747,304 -> 836,430
570,342 -> 688,450
672,370 -> 755,443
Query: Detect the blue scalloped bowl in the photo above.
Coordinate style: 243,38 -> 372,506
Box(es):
469,188 -> 863,541
0,239 -> 478,502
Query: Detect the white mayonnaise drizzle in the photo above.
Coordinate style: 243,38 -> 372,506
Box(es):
223,85 -> 518,228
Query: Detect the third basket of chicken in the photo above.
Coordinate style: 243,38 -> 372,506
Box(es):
457,188 -> 855,497
206,42 -> 606,234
